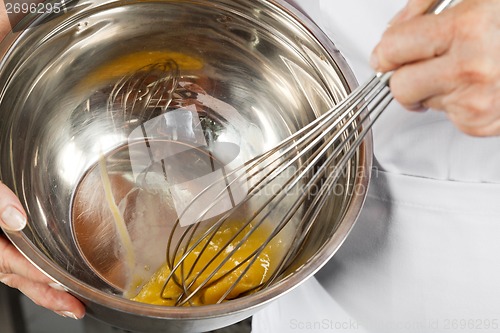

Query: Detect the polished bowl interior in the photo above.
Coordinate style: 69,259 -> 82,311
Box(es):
0,0 -> 371,331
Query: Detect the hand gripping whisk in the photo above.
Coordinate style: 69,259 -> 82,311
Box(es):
159,0 -> 458,306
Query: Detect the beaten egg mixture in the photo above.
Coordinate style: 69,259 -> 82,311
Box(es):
131,221 -> 286,306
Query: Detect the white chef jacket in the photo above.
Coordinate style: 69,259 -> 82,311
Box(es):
252,1 -> 500,332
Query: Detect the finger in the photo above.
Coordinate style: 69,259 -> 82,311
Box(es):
0,273 -> 85,319
371,12 -> 454,72
389,55 -> 455,109
0,236 -> 86,319
389,0 -> 437,25
0,1 -> 14,42
0,235 -> 51,283
0,182 -> 26,231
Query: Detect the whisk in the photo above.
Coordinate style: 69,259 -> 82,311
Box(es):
120,0 -> 456,306
159,69 -> 389,304
159,0 -> 458,306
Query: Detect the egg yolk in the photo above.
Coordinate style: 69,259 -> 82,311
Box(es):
131,221 -> 285,306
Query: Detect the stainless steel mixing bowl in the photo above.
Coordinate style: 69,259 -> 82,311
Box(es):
0,0 -> 371,331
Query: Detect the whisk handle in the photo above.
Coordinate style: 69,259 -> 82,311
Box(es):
426,0 -> 461,14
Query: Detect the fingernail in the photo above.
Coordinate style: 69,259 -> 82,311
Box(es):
49,282 -> 67,292
1,206 -> 26,231
413,107 -> 429,113
56,311 -> 81,320
406,103 -> 429,112
370,52 -> 379,70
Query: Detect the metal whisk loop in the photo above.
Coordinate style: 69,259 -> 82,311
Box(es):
161,0 -> 458,306
165,73 -> 387,241
216,73 -> 393,292
162,72 -> 392,305
107,60 -> 180,126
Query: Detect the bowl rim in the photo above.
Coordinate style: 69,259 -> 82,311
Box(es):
0,0 -> 371,320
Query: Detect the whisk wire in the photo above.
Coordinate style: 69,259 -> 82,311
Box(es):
164,74 -> 385,246
104,0 -> 455,307
161,72 -> 395,305
253,76 -> 394,290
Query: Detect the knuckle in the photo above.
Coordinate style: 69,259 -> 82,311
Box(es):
493,87 -> 500,111
455,58 -> 494,84
462,86 -> 497,120
0,274 -> 16,288
376,29 -> 401,69
388,73 -> 413,106
28,285 -> 53,308
460,126 -> 491,137
464,104 -> 488,120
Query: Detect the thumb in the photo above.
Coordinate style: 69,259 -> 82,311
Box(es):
0,182 -> 26,231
